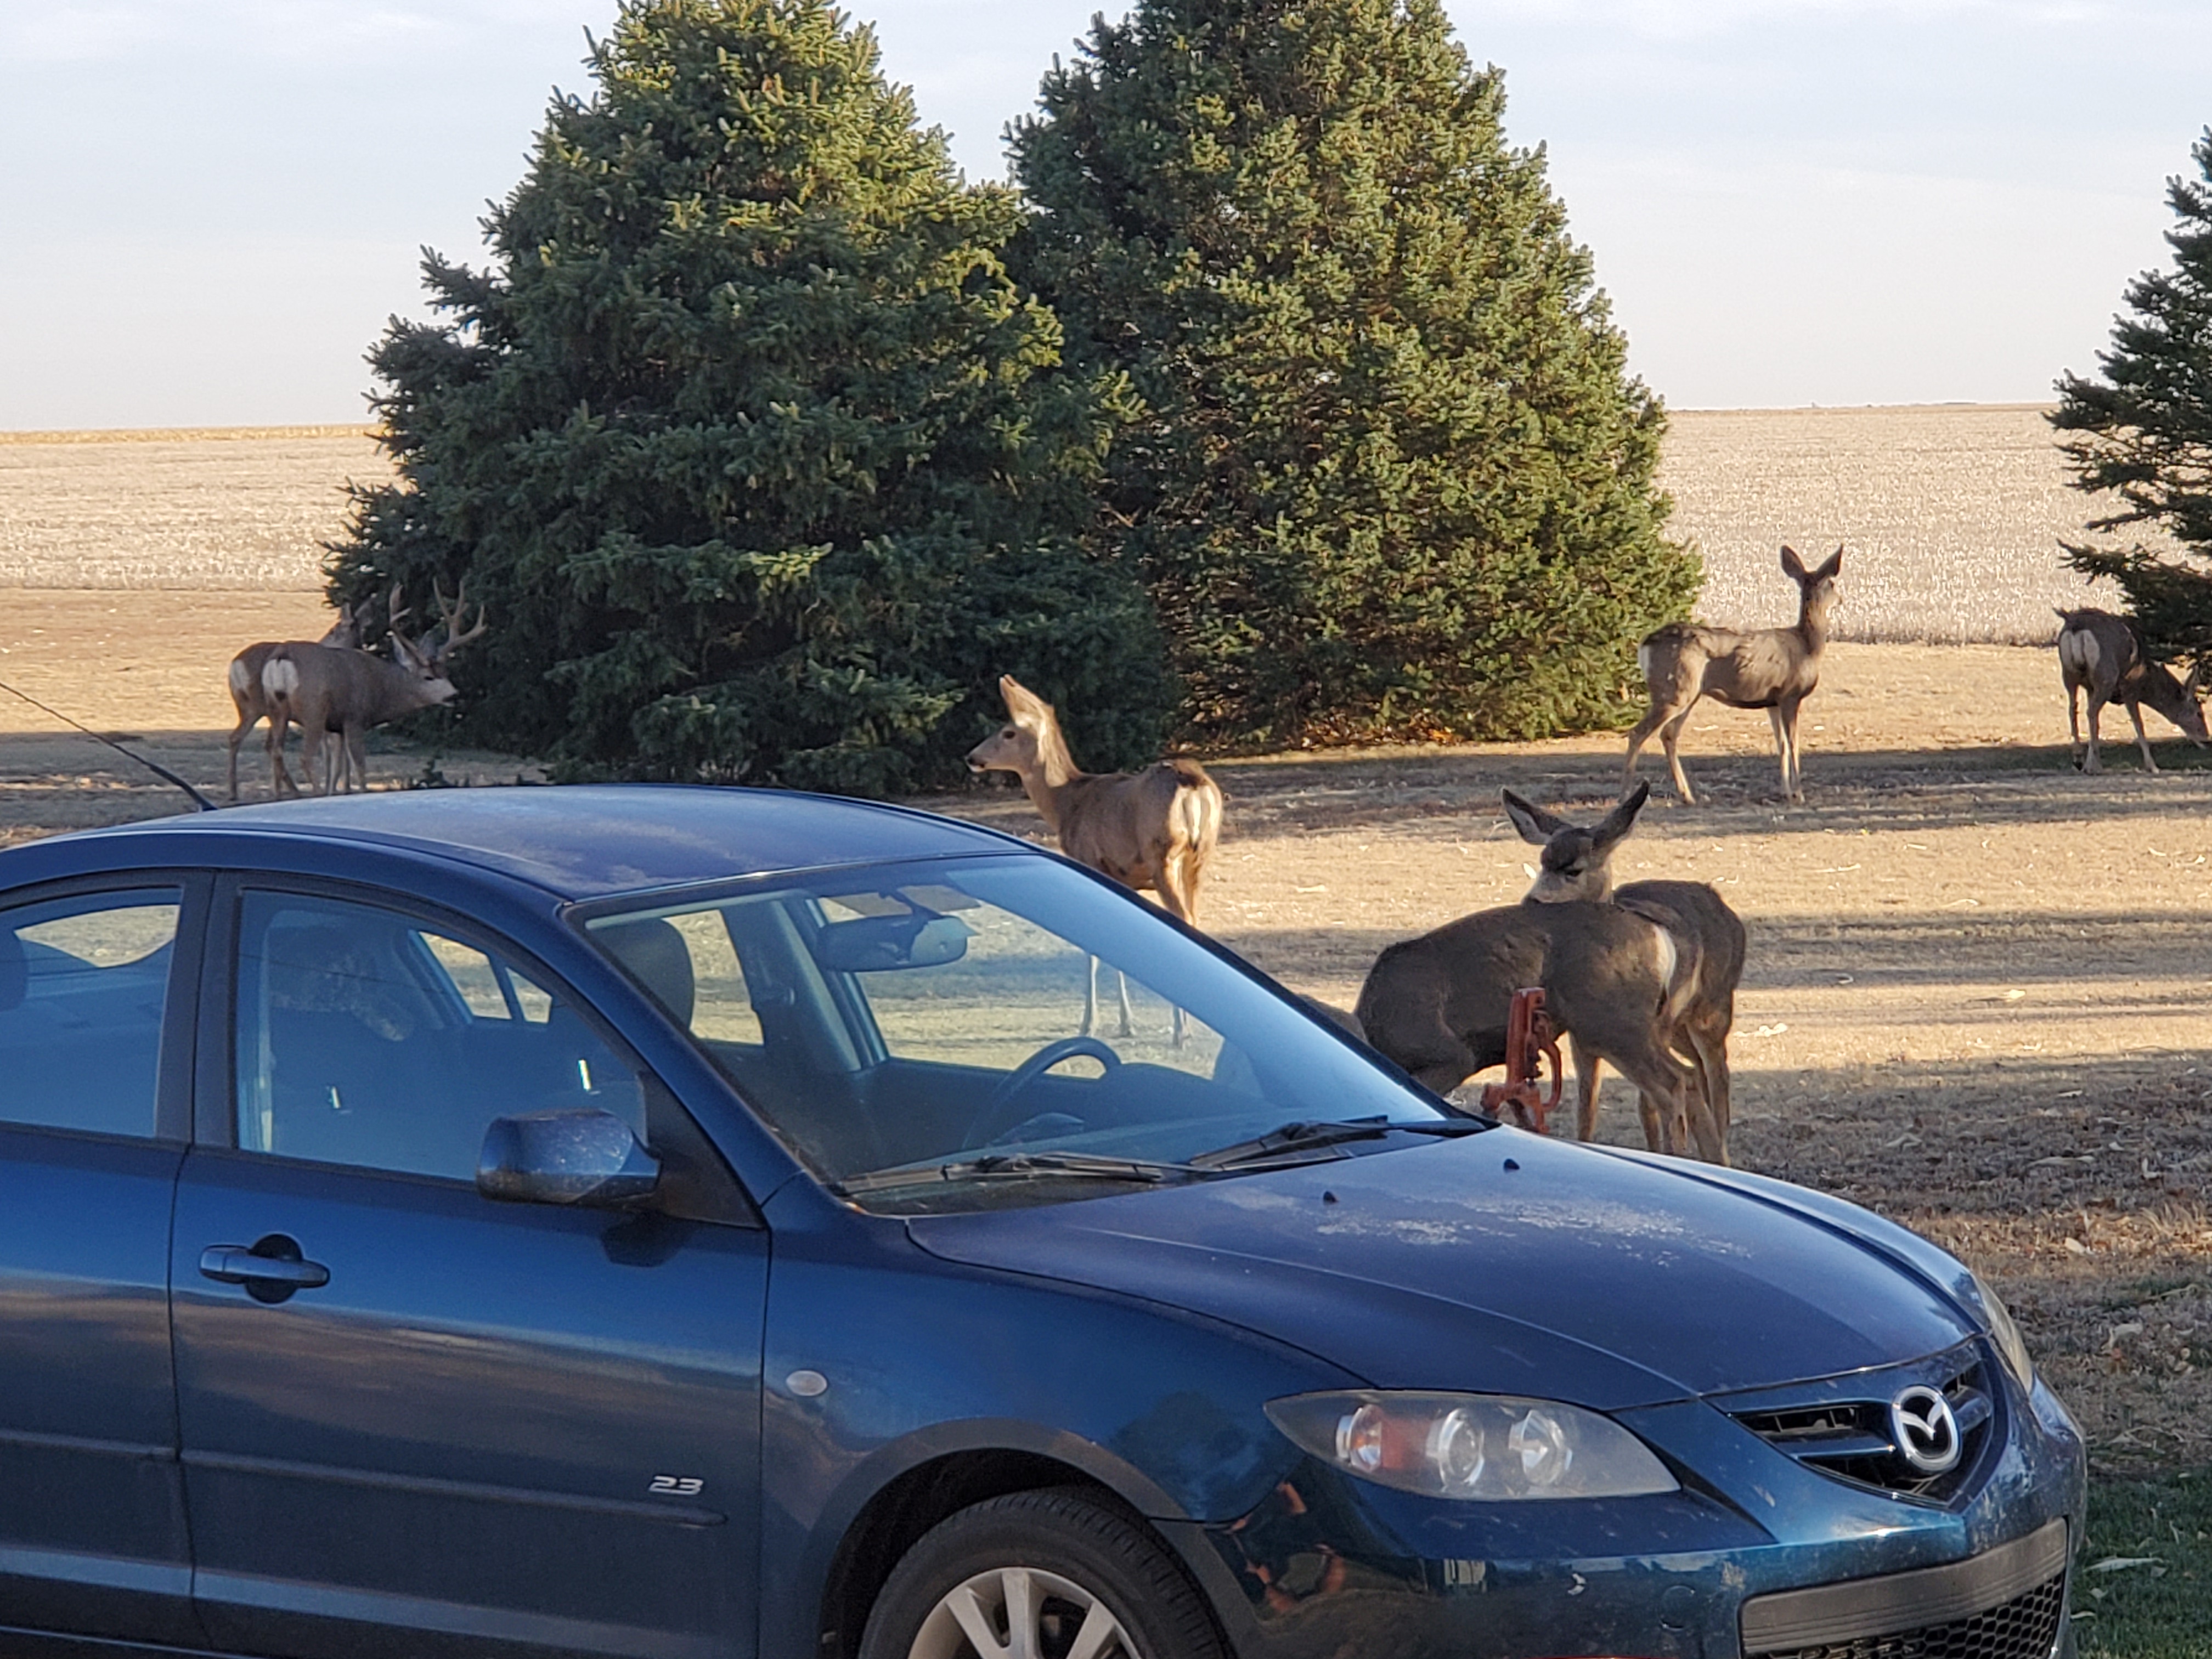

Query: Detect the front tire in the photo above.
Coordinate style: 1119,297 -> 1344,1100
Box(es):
859,1488 -> 1224,1659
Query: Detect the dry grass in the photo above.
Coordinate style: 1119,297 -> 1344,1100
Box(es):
0,428 -> 383,590
1659,403 -> 2162,647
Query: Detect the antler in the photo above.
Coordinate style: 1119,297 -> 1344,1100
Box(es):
386,582 -> 414,636
431,577 -> 489,665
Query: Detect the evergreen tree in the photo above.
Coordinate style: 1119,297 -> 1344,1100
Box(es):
1009,0 -> 1696,746
332,0 -> 1169,795
2053,128 -> 2212,670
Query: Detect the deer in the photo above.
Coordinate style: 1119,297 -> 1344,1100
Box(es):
1355,783 -> 1729,1165
1501,784 -> 1745,1158
1624,544 -> 1843,804
966,674 -> 1224,1042
225,599 -> 368,800
2055,607 -> 2208,774
262,580 -> 487,798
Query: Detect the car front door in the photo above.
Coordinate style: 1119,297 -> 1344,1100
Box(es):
171,882 -> 766,1659
0,879 -> 204,1649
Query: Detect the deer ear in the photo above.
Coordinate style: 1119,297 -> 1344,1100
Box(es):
2187,659 -> 2207,699
998,675 -> 1052,727
1500,789 -> 1569,845
1779,545 -> 1807,580
1592,781 -> 1651,850
1816,545 -> 1843,579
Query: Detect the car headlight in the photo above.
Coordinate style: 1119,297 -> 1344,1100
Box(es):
1266,1391 -> 1678,1500
1967,1271 -> 2035,1390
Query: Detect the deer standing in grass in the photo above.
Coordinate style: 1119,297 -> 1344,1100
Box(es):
1356,783 -> 1731,1164
262,582 -> 487,798
225,600 -> 368,801
2055,607 -> 2208,774
1625,545 -> 1842,804
966,675 -> 1224,1041
1502,785 -> 1745,1158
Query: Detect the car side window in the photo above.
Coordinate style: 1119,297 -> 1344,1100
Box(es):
0,889 -> 179,1138
234,891 -> 644,1182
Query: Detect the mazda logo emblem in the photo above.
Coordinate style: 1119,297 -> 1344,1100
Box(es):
1890,1385 -> 1962,1475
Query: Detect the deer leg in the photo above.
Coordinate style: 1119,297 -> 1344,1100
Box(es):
2083,696 -> 2106,773
342,723 -> 369,793
1606,1039 -> 1713,1164
1082,955 -> 1099,1037
227,708 -> 257,803
1114,969 -> 1135,1040
2128,700 -> 2160,774
1567,1034 -> 1606,1141
1626,695 -> 1690,793
2066,682 -> 2085,769
1157,857 -> 1201,1047
265,709 -> 300,799
300,720 -> 334,798
1658,710 -> 1699,805
1683,1020 -> 1731,1156
1760,703 -> 1796,800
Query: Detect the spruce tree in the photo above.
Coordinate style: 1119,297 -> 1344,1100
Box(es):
332,0 -> 1169,795
1009,0 -> 1696,745
2053,128 -> 2212,670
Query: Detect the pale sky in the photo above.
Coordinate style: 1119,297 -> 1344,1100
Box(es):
3,0 -> 2206,428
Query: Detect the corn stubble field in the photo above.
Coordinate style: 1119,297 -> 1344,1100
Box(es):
1,411 -> 2207,1516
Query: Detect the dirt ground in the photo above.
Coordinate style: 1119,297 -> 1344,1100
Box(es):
1,588 -> 2205,1474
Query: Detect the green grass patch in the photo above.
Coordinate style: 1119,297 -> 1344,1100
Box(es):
2078,1469 -> 2212,1657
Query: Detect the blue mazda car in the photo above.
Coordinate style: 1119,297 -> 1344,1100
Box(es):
0,786 -> 2081,1659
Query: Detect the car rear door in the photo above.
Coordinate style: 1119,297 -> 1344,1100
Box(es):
0,877 -> 206,1649
171,879 -> 767,1659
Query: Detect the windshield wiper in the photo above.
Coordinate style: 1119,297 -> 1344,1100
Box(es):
1187,1116 -> 1488,1171
835,1150 -> 1212,1197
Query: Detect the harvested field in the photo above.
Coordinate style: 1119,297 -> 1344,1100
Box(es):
1658,403 -> 2142,645
0,407 -> 2160,647
0,426 -> 377,590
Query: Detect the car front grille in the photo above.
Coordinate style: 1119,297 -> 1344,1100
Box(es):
1746,1568 -> 2064,1658
1729,1345 -> 1996,1504
1741,1519 -> 2070,1659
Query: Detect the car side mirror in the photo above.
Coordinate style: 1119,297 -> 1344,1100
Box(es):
477,1109 -> 662,1209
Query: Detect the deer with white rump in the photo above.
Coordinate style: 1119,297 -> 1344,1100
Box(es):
1355,783 -> 1732,1164
225,599 -> 368,801
261,582 -> 488,798
1625,545 -> 1842,803
966,675 -> 1223,1041
2055,607 -> 2208,774
1502,784 -> 1745,1158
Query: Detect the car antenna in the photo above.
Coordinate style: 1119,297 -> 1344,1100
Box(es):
0,675 -> 217,813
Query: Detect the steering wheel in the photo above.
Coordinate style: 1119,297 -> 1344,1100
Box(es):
962,1036 -> 1122,1150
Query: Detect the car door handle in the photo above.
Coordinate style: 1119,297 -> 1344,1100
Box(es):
199,1245 -> 331,1291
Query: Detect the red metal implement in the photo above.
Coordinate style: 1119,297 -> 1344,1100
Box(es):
1477,986 -> 1564,1135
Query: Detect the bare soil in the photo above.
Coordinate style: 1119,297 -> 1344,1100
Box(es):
1,588 -> 2203,1473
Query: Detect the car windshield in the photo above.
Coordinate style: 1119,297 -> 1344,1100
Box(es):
579,853 -> 1458,1212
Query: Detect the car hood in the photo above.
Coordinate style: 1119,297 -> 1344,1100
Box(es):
907,1128 -> 1974,1410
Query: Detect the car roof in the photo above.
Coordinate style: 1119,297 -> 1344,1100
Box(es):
60,785 -> 1021,901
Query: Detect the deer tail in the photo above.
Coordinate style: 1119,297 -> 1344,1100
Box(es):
227,657 -> 256,698
1166,760 -> 1223,857
261,652 -> 300,708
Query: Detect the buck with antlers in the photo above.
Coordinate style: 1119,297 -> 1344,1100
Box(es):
2055,607 -> 2208,774
967,675 -> 1224,1039
1625,544 -> 1842,804
225,599 -> 368,801
261,582 -> 488,798
1502,785 -> 1745,1158
1355,783 -> 1733,1164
